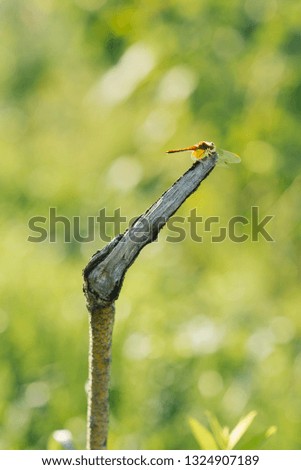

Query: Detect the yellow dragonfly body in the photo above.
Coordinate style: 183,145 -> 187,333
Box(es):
166,140 -> 241,167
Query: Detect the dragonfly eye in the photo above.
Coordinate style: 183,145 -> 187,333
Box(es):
203,141 -> 215,150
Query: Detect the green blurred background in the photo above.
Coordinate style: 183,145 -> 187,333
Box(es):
1,0 -> 301,450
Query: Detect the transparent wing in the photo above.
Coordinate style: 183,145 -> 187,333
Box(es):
216,148 -> 241,167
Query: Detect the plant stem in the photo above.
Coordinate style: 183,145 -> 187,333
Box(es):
86,303 -> 115,450
83,155 -> 217,449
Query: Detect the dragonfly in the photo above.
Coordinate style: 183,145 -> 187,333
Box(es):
166,140 -> 241,167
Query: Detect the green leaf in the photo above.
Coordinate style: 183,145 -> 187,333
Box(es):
205,412 -> 229,449
238,426 -> 277,450
188,417 -> 218,450
228,411 -> 257,450
266,426 -> 277,438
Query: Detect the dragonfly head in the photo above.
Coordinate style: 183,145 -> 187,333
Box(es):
197,141 -> 216,154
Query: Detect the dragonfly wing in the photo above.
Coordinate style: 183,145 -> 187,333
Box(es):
216,148 -> 241,166
216,159 -> 229,168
